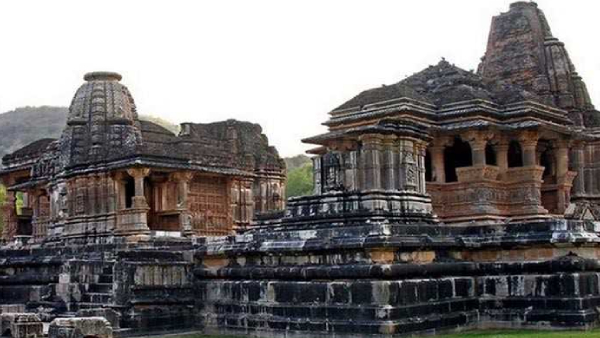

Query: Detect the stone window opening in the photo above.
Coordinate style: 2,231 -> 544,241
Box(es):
539,143 -> 557,184
507,141 -> 523,167
124,176 -> 135,209
485,144 -> 497,165
425,150 -> 433,182
444,138 -> 472,182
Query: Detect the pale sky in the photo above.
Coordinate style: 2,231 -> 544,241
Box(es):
0,0 -> 599,157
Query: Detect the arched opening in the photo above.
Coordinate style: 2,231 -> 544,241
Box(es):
425,150 -> 433,182
444,138 -> 472,182
485,144 -> 497,165
2,328 -> 11,337
508,141 -> 523,167
125,177 -> 135,209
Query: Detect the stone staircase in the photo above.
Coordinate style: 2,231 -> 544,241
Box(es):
77,265 -> 114,310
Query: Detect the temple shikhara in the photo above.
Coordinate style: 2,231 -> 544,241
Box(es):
1,2 -> 600,338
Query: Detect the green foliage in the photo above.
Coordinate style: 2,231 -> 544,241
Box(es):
286,162 -> 313,198
284,154 -> 311,172
15,192 -> 23,215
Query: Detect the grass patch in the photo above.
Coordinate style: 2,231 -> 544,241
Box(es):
158,329 -> 600,338
427,329 -> 600,338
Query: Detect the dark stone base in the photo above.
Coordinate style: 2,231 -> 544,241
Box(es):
1,219 -> 599,336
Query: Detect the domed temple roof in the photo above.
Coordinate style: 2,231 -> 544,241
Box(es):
68,71 -> 138,124
59,72 -> 142,168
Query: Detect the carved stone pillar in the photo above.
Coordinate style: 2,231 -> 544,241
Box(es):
518,131 -> 539,166
398,138 -> 416,191
312,156 -> 322,195
571,142 -> 586,197
343,150 -> 359,191
115,168 -> 151,237
113,172 -> 127,210
382,135 -> 398,190
170,171 -> 194,235
359,134 -> 383,190
554,140 -> 576,214
127,168 -> 151,209
429,137 -> 451,183
464,131 -> 493,166
495,140 -> 509,180
414,141 -> 428,193
556,140 -> 569,178
1,189 -> 18,242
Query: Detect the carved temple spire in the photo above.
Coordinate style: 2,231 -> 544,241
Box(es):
478,2 -> 596,126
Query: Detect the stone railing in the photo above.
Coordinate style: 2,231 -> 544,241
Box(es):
429,165 -> 548,223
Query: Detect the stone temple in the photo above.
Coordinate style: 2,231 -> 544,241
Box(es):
1,2 -> 600,337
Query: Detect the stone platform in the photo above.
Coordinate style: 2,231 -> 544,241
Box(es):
193,219 -> 600,337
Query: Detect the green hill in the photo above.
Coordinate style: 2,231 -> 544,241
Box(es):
0,106 -> 69,163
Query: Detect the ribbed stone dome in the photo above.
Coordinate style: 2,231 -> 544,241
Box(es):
68,71 -> 137,124
60,72 -> 142,167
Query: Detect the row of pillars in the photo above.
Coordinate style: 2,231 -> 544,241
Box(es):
429,130 -> 571,183
115,168 -> 193,211
318,134 -> 428,194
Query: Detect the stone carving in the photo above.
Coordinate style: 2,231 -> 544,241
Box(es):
48,317 -> 112,338
321,152 -> 344,192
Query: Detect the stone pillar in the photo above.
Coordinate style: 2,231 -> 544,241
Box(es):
495,141 -> 509,179
429,137 -> 450,183
343,150 -> 359,191
1,189 -> 18,242
127,168 -> 151,209
571,142 -> 586,197
312,156 -> 322,195
464,131 -> 493,166
554,139 -> 575,214
382,135 -> 398,190
398,138 -> 416,191
518,131 -> 539,166
170,171 -> 194,235
113,172 -> 127,210
414,141 -> 428,193
555,140 -> 569,178
114,168 -> 151,238
359,134 -> 383,190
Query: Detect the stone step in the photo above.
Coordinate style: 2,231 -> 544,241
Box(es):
76,302 -> 113,310
89,283 -> 113,293
82,293 -> 112,303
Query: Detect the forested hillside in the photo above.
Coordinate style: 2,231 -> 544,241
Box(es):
0,106 -> 69,162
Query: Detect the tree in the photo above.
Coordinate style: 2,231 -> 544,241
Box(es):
286,163 -> 313,198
